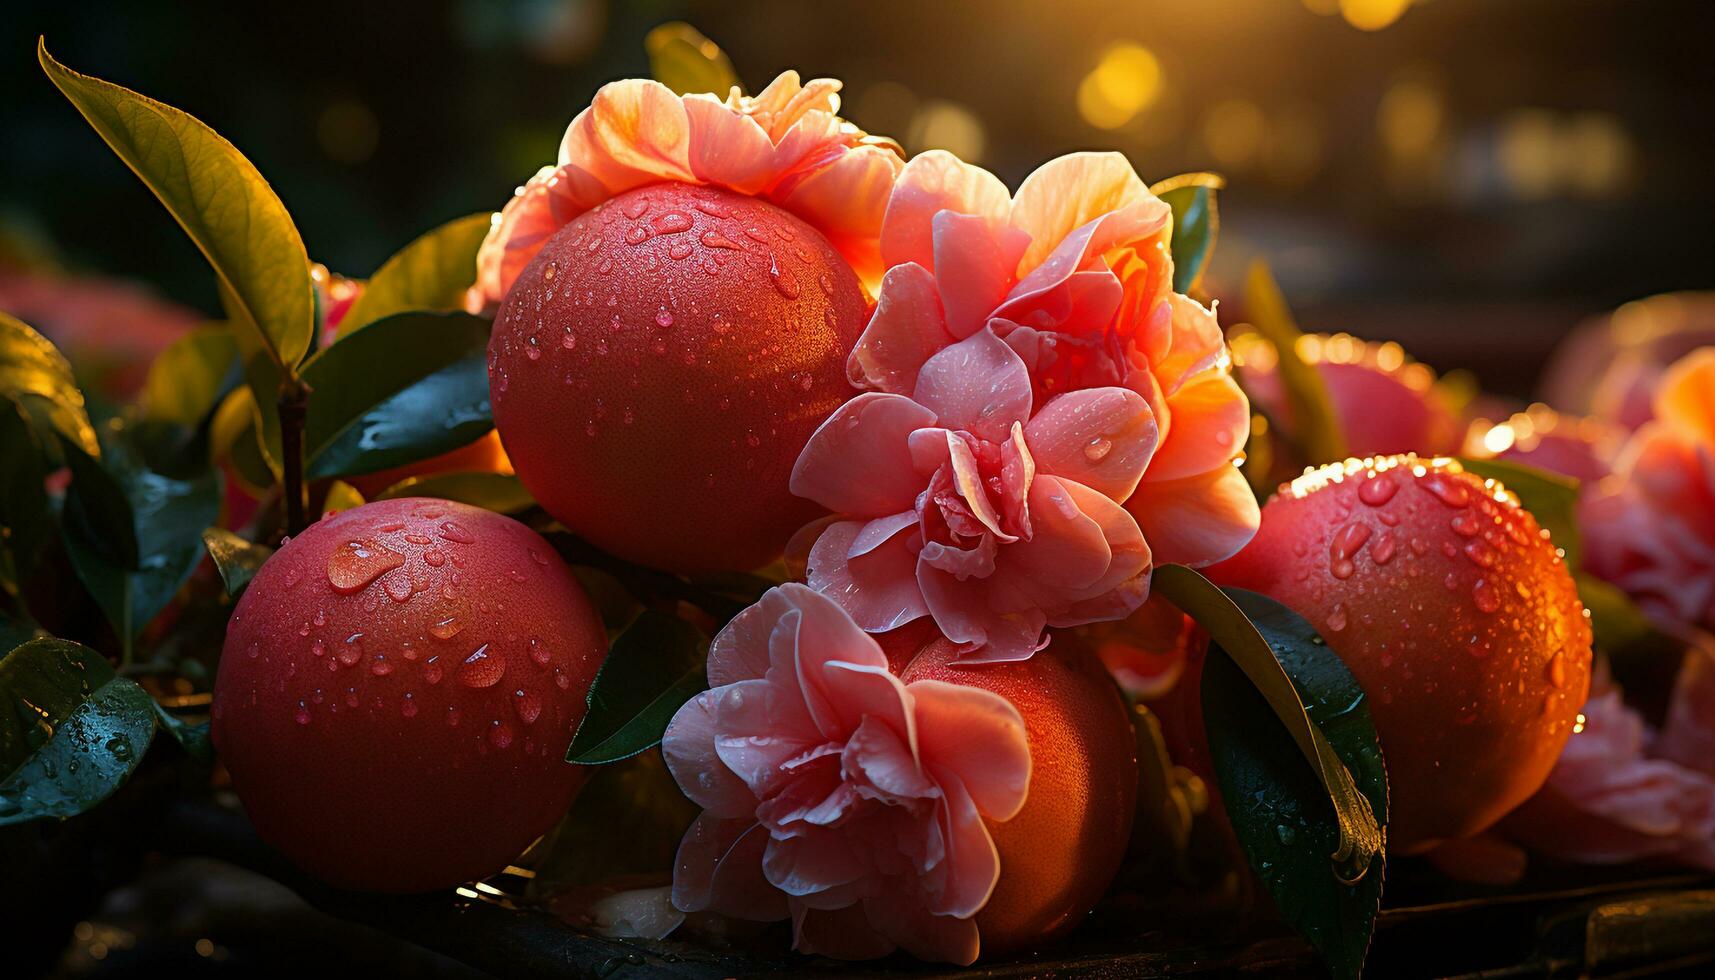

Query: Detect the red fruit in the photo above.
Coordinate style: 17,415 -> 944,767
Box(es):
1206,455 -> 1593,852
212,498 -> 605,891
487,181 -> 867,573
902,634 -> 1137,954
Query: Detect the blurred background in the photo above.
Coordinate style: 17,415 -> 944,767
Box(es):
3,0 -> 1714,391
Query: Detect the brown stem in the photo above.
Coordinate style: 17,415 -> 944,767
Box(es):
278,377 -> 311,536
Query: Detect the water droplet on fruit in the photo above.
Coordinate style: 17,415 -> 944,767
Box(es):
1358,473 -> 1399,505
514,689 -> 543,724
768,253 -> 800,299
1328,522 -> 1371,579
1327,602 -> 1349,631
624,225 -> 650,246
1472,578 -> 1501,613
1420,472 -> 1471,508
370,653 -> 394,676
653,211 -> 692,235
528,637 -> 551,665
542,261 -> 558,282
624,197 -> 649,220
328,539 -> 405,594
489,720 -> 515,749
382,571 -> 414,602
1370,532 -> 1397,565
423,656 -> 443,685
1547,654 -> 1567,688
429,616 -> 463,640
1464,540 -> 1498,569
459,644 -> 505,688
294,701 -> 312,726
283,565 -> 302,589
401,693 -> 418,718
438,521 -> 475,544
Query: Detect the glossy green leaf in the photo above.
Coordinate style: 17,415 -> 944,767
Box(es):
336,214 -> 492,338
1149,172 -> 1222,294
0,310 -> 98,456
1192,584 -> 1388,980
200,527 -> 274,598
61,437 -> 221,640
40,40 -> 314,382
1153,565 -> 1383,884
142,325 -> 238,427
1243,261 -> 1347,465
1458,457 -> 1582,569
0,399 -> 50,592
0,638 -> 157,824
645,22 -> 741,97
300,312 -> 493,480
151,703 -> 213,765
530,749 -> 698,894
568,610 -> 707,765
375,471 -> 534,513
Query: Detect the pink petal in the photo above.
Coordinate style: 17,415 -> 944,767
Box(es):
712,679 -> 821,798
913,327 -> 1034,442
908,679 -> 1030,820
708,597 -> 777,687
1046,479 -> 1153,625
1656,348 -> 1715,446
880,150 -> 1013,272
932,210 -> 1030,340
672,815 -> 788,920
1008,152 -> 1152,276
862,894 -> 982,965
1147,373 -> 1251,482
917,560 -> 1050,663
565,79 -> 695,188
1127,463 -> 1260,567
763,826 -> 869,897
924,766 -> 1002,918
774,145 -> 903,287
792,392 -> 939,516
783,514 -> 840,582
807,517 -> 931,632
682,95 -> 777,195
996,197 -> 1168,329
1148,293 -> 1227,397
995,268 -> 1123,340
1003,474 -> 1121,593
843,710 -> 935,801
1024,387 -> 1159,502
920,533 -> 999,581
794,903 -> 899,960
947,432 -> 1012,541
662,691 -> 757,818
848,263 -> 953,394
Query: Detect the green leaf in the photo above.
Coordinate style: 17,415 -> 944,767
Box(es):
142,325 -> 238,427
151,703 -> 213,765
39,40 -> 314,388
529,749 -> 699,894
1149,172 -> 1222,294
336,214 -> 492,338
374,471 -> 534,513
200,527 -> 274,598
1243,261 -> 1347,465
1152,565 -> 1383,883
645,22 -> 741,97
1458,457 -> 1582,569
1199,587 -> 1387,980
568,610 -> 707,765
61,437 -> 221,640
0,310 -> 98,456
300,312 -> 493,480
0,398 -> 50,593
211,387 -> 278,489
0,638 -> 157,824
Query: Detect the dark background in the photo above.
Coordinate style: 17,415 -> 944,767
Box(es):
4,0 -> 1714,393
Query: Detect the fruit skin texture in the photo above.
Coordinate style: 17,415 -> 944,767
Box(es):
901,633 -> 1137,954
212,498 -> 606,892
1206,456 -> 1593,853
488,181 -> 868,573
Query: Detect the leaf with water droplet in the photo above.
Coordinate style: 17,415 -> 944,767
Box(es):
0,638 -> 158,825
300,312 -> 494,480
567,610 -> 707,765
1155,565 -> 1387,980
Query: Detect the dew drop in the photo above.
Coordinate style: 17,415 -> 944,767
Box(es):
438,521 -> 476,544
327,539 -> 405,593
402,693 -> 419,718
429,616 -> 464,640
514,689 -> 543,724
489,720 -> 515,749
370,653 -> 394,676
1420,472 -> 1471,508
459,644 -> 506,688
382,571 -> 414,602
294,701 -> 312,726
422,656 -> 443,685
528,637 -> 551,665
1358,473 -> 1399,506
1327,602 -> 1349,632
1083,437 -> 1113,462
1472,577 -> 1502,613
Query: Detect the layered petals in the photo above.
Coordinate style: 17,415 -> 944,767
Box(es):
471,72 -> 903,309
663,584 -> 1031,965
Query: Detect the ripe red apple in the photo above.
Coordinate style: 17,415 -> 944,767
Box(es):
1206,455 -> 1593,852
902,633 -> 1137,954
487,181 -> 868,573
213,498 -> 606,891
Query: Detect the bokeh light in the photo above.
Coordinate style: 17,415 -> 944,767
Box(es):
1077,42 -> 1163,131
907,99 -> 987,162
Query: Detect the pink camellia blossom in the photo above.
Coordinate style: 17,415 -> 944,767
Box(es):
790,327 -> 1156,663
1540,292 -> 1715,431
1582,348 -> 1715,632
846,149 -> 1255,569
468,71 -> 902,310
661,583 -> 1031,965
1501,667 -> 1715,871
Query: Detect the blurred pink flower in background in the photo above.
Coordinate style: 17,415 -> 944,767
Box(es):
0,270 -> 199,399
849,149 -> 1256,569
1463,404 -> 1626,487
469,71 -> 903,309
1540,292 -> 1715,431
661,584 -> 1030,965
791,328 -> 1156,663
1582,348 -> 1715,632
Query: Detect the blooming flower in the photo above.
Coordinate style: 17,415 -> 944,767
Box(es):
662,583 -> 1031,964
791,327 -> 1155,663
1582,348 -> 1715,631
1540,292 -> 1715,431
468,71 -> 903,310
846,149 -> 1256,568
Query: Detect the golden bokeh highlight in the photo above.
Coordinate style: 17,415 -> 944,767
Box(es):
907,99 -> 987,163
1202,98 -> 1266,170
1077,42 -> 1164,131
1340,0 -> 1415,31
1378,75 -> 1445,160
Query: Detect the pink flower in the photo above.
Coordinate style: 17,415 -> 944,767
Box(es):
1540,292 -> 1715,430
1582,348 -> 1715,631
469,72 -> 903,310
847,150 -> 1256,568
1501,671 -> 1715,871
662,583 -> 1031,965
1463,405 -> 1624,487
790,327 -> 1156,663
